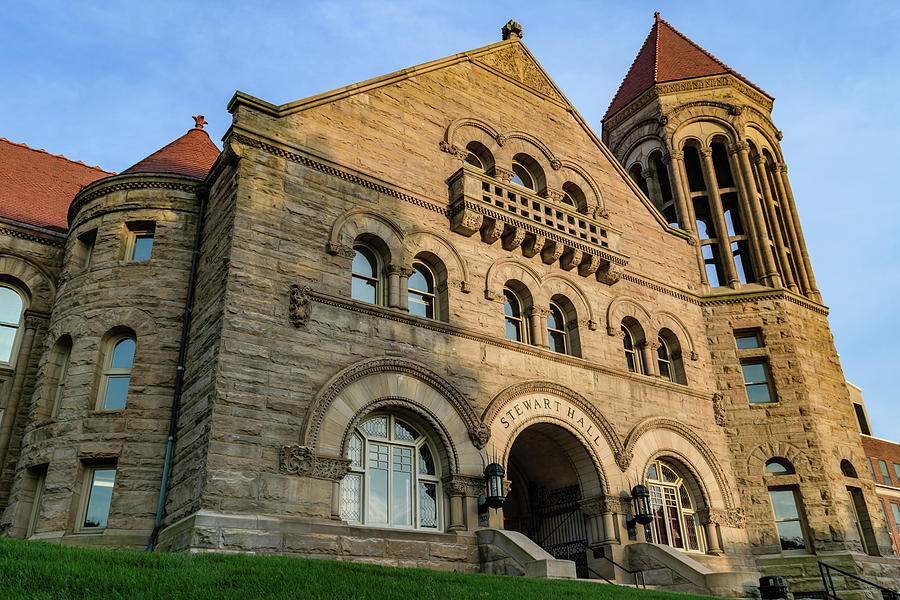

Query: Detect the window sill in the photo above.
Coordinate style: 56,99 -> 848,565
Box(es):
89,409 -> 126,415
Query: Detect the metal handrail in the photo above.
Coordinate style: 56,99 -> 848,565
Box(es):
818,561 -> 899,600
596,552 -> 646,588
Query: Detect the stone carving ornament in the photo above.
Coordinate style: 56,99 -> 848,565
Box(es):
281,444 -> 351,481
289,284 -> 312,327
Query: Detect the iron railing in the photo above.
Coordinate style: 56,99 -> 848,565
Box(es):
596,551 -> 646,588
818,561 -> 899,600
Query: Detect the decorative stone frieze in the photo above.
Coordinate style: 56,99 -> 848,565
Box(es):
280,444 -> 352,481
712,393 -> 726,426
442,474 -> 485,497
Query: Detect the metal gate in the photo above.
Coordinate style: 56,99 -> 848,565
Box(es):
533,484 -> 589,578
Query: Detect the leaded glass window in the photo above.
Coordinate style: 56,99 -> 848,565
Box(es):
645,459 -> 704,552
341,414 -> 440,530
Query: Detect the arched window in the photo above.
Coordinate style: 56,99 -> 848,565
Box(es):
561,182 -> 588,214
99,337 -> 135,410
504,288 -> 528,343
510,160 -> 535,191
645,459 -> 704,552
351,244 -> 381,305
547,302 -> 567,355
408,262 -> 437,319
840,459 -> 858,478
622,325 -> 641,373
765,458 -> 795,476
340,414 -> 440,529
0,284 -> 26,365
464,141 -> 493,173
657,337 -> 672,381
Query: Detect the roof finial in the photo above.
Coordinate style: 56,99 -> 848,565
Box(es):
654,11 -> 661,21
502,20 -> 523,41
192,115 -> 207,130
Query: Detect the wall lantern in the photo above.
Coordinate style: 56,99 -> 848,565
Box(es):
629,485 -> 653,526
481,463 -> 506,510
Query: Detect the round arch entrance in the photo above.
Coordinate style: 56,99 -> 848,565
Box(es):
503,423 -> 600,578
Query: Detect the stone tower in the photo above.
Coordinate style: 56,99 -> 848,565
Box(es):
603,14 -> 892,589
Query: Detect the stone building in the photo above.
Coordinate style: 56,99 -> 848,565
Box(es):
1,14 -> 898,597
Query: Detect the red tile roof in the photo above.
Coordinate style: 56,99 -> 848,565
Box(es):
604,13 -> 772,120
0,138 -> 113,231
121,123 -> 220,180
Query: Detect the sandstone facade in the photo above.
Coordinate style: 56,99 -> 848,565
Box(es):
0,17 -> 897,598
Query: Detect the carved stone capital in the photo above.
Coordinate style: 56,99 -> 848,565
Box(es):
442,474 -> 485,497
608,325 -> 625,338
546,187 -> 565,202
23,311 -> 50,330
387,264 -> 414,277
579,495 -> 606,517
639,339 -> 660,351
640,168 -> 654,180
281,445 -> 351,481
493,166 -> 514,183
700,148 -> 713,158
665,150 -> 683,162
774,163 -> 787,174
289,284 -> 312,328
526,307 -> 551,319
326,241 -> 356,259
687,236 -> 699,247
596,262 -> 624,286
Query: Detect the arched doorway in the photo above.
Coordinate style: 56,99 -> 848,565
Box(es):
503,423 -> 599,577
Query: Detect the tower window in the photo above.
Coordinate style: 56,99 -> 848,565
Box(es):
99,337 -> 136,410
510,160 -> 535,191
622,325 -> 641,373
78,466 -> 117,530
126,222 -> 155,261
741,361 -> 774,404
657,337 -> 672,381
0,285 -> 25,365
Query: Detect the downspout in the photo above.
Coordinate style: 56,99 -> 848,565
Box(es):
147,183 -> 209,551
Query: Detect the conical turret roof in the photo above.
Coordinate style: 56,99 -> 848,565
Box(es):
121,116 -> 220,179
604,13 -> 771,120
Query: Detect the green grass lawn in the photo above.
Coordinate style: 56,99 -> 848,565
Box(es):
0,537 -> 714,599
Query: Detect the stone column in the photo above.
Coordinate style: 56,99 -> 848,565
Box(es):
734,142 -> 781,287
641,168 -> 660,208
664,150 -> 696,233
699,508 -> 725,555
387,265 -> 414,310
638,339 -> 659,377
753,157 -> 796,291
775,163 -> 821,302
331,481 -> 342,520
699,148 -> 740,287
725,145 -> 766,283
0,312 -> 45,474
527,307 -> 549,348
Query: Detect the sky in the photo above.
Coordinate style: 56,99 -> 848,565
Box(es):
3,1 -> 899,440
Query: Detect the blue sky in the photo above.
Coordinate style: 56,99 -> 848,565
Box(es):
4,1 -> 899,440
